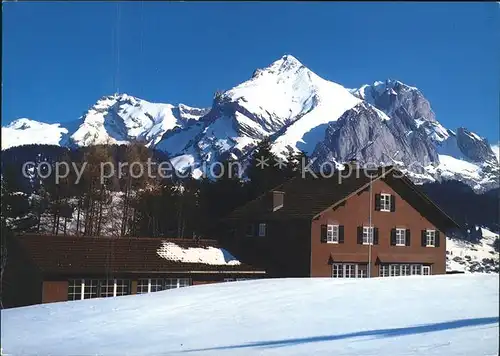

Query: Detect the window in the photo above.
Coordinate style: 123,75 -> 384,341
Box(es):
137,279 -> 149,294
327,225 -> 339,243
115,279 -> 130,296
379,264 -> 430,277
68,279 -> 83,300
426,230 -> 436,247
332,264 -> 343,278
150,278 -> 164,292
137,278 -> 191,294
332,263 -> 367,278
83,279 -> 99,299
344,264 -> 356,278
363,226 -> 373,245
389,264 -> 400,277
258,223 -> 266,237
401,264 -> 411,276
411,265 -> 422,275
357,266 -> 367,278
380,193 -> 391,212
379,265 -> 390,277
224,278 -> 249,282
396,228 -> 406,246
99,279 -> 115,298
165,278 -> 191,290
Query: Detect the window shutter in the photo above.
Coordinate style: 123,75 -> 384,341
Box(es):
405,229 -> 411,246
320,225 -> 327,243
390,195 -> 396,212
357,226 -> 363,244
373,227 -> 379,245
339,225 -> 345,244
390,228 -> 396,246
435,231 -> 440,247
421,230 -> 426,246
374,194 -> 381,211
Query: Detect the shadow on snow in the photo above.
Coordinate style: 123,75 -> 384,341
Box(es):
181,317 -> 499,352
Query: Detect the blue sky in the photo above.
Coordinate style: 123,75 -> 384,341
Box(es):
3,2 -> 499,142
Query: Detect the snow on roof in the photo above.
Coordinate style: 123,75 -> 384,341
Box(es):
157,241 -> 242,266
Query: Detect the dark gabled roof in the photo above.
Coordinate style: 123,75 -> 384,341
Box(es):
227,166 -> 460,231
13,234 -> 265,275
228,166 -> 395,220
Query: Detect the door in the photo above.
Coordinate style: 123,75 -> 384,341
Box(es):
422,266 -> 431,275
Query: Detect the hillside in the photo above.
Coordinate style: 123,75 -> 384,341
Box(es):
1,274 -> 498,355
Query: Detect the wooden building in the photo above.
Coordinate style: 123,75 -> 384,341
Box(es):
2,235 -> 265,308
221,165 -> 459,278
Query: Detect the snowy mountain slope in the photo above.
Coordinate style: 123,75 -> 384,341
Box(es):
492,144 -> 500,162
2,55 -> 498,191
1,118 -> 69,150
68,94 -> 209,147
447,228 -> 499,273
2,274 -> 498,356
348,80 -> 499,192
1,95 -> 209,150
158,55 -> 360,173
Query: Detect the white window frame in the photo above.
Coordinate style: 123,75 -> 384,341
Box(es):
410,264 -> 422,275
379,264 -> 429,277
258,223 -> 266,237
396,228 -> 406,246
327,224 -> 339,244
379,265 -> 390,277
426,229 -> 436,247
380,193 -> 391,212
363,226 -> 373,245
332,263 -> 367,278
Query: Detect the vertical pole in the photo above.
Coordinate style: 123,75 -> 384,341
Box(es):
368,175 -> 373,278
113,279 -> 118,297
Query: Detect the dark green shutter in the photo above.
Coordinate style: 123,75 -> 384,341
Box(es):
339,225 -> 345,244
357,226 -> 363,244
320,225 -> 327,243
435,231 -> 440,247
390,228 -> 396,246
374,194 -> 381,211
405,229 -> 411,246
373,227 -> 379,245
390,195 -> 396,212
421,230 -> 426,246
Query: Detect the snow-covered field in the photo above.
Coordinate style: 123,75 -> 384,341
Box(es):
1,274 -> 498,356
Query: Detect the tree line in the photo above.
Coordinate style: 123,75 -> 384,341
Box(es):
0,140 -> 307,239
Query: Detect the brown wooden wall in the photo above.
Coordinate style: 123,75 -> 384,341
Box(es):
310,178 -> 446,277
42,281 -> 69,304
227,219 -> 311,278
2,238 -> 43,309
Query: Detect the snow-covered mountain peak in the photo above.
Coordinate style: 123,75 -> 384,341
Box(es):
69,94 -> 208,147
2,118 -> 69,150
6,118 -> 49,130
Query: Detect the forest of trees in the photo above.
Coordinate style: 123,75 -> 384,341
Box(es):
1,140 -> 497,242
0,140 -> 307,239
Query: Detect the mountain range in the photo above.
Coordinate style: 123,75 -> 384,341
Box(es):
2,55 -> 499,192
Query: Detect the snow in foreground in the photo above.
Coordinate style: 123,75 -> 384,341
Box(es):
1,274 -> 499,356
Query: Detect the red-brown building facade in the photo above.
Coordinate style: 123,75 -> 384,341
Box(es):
222,166 -> 458,279
2,235 -> 265,309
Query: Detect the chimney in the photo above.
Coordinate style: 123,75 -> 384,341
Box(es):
270,191 -> 285,212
